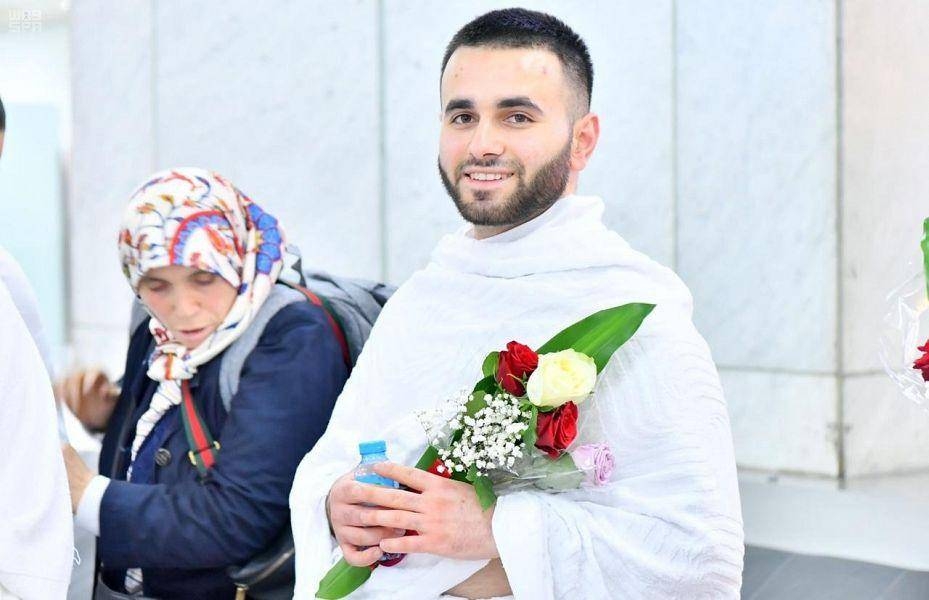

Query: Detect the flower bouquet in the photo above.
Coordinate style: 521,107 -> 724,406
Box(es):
316,302 -> 655,599
880,218 -> 929,410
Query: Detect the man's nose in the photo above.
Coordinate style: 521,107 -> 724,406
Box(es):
467,120 -> 504,159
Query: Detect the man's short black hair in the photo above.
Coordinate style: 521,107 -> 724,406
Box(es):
441,8 -> 593,116
0,95 -> 5,131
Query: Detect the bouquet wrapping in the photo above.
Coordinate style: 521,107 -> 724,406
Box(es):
880,218 -> 929,411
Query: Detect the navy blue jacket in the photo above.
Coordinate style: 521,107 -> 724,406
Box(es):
97,301 -> 348,599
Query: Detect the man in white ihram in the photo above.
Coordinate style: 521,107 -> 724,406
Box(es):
0,95 -> 73,600
0,281 -> 73,599
292,8 -> 743,599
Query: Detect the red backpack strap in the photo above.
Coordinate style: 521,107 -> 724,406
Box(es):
178,286 -> 350,477
180,380 -> 220,477
289,284 -> 352,370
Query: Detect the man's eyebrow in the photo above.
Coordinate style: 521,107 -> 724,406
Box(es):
497,96 -> 543,112
444,98 -> 474,113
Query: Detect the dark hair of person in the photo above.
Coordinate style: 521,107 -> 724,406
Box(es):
0,95 -> 5,131
441,8 -> 593,116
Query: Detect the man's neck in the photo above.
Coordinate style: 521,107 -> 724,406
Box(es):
472,220 -> 534,240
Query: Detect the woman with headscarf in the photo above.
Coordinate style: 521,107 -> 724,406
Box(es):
61,168 -> 349,599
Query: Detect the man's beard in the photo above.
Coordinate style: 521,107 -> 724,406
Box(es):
438,139 -> 572,227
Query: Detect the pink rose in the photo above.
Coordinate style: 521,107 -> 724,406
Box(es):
570,443 -> 614,486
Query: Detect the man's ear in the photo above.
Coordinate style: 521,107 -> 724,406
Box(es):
570,112 -> 600,172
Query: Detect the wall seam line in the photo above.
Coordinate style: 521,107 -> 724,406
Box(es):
834,0 -> 847,486
376,0 -> 388,282
670,0 -> 680,271
150,0 -> 159,171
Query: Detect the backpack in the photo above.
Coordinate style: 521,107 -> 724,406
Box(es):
129,271 -> 395,411
126,271 -> 394,599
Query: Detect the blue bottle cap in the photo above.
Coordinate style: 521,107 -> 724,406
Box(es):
359,440 -> 387,455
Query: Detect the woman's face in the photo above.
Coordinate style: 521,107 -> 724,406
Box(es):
137,265 -> 238,350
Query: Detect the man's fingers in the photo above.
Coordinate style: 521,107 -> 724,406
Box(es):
340,543 -> 382,567
357,484 -> 423,512
380,534 -> 428,555
331,503 -> 377,528
372,462 -> 437,492
336,525 -> 401,548
360,508 -> 422,532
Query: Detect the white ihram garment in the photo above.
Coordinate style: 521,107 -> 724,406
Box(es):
0,282 -> 73,599
291,195 -> 744,599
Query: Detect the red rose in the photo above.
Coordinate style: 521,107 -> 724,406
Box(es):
496,341 -> 539,396
914,339 -> 929,381
427,458 -> 452,479
535,401 -> 578,458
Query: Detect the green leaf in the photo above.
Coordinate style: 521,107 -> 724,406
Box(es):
316,559 -> 373,599
536,303 -> 655,373
482,351 -> 500,378
521,404 -> 539,447
473,475 -> 497,510
922,218 -> 929,300
466,375 -> 496,415
414,445 -> 439,471
472,374 -> 497,395
466,464 -> 479,481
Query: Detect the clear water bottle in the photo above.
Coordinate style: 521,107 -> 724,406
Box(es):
354,440 -> 405,565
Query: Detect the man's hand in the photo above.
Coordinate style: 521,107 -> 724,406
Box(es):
55,369 -> 119,432
61,443 -> 94,513
327,472 -> 407,567
356,462 -> 499,561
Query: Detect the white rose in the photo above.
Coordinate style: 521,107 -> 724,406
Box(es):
526,349 -> 597,408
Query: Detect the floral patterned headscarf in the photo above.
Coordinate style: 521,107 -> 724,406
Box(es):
117,167 -> 294,470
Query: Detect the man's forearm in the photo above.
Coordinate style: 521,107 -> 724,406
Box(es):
444,558 -> 512,599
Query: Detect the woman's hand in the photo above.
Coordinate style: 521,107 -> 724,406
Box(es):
55,369 -> 120,432
61,443 -> 94,513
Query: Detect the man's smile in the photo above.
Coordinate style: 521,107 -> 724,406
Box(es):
461,168 -> 515,190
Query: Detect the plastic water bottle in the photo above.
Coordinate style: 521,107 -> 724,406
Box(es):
354,440 -> 405,565
355,440 -> 400,488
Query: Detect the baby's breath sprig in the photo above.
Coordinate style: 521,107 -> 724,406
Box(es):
436,391 -> 531,478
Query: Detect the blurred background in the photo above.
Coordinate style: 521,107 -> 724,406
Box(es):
3,0 -> 929,597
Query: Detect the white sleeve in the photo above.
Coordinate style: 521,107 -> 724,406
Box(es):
74,475 -> 111,536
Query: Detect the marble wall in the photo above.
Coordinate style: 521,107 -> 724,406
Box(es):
69,1 -> 929,478
676,0 -> 840,476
